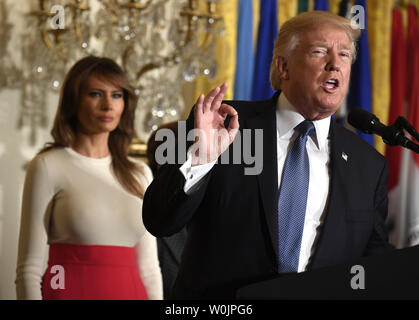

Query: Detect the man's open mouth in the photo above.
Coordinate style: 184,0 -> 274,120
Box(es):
322,78 -> 340,92
324,79 -> 339,89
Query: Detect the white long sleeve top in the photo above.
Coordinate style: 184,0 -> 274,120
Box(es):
15,147 -> 162,300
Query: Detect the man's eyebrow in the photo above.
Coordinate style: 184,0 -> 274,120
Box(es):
310,42 -> 329,47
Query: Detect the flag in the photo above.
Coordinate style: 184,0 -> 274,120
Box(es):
328,0 -> 343,15
334,0 -> 350,124
314,0 -> 329,11
401,3 -> 419,247
388,4 -> 419,248
347,0 -> 375,147
252,0 -> 278,100
386,7 -> 406,192
234,0 -> 254,100
338,0 -> 349,17
298,0 -> 310,13
278,0 -> 298,27
407,4 -> 418,104
367,0 -> 392,155
387,7 -> 407,247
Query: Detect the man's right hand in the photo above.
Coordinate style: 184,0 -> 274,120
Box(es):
192,82 -> 240,166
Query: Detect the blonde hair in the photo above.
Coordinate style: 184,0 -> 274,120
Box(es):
270,11 -> 361,91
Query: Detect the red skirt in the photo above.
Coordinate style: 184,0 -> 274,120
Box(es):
41,243 -> 149,300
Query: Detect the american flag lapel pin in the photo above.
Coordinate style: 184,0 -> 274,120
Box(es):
342,151 -> 348,162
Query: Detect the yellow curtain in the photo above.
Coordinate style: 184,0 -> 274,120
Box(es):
192,0 -> 238,101
367,0 -> 392,155
278,0 -> 298,27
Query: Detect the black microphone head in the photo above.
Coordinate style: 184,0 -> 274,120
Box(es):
347,108 -> 378,134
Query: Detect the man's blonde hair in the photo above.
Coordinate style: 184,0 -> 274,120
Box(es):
269,11 -> 361,91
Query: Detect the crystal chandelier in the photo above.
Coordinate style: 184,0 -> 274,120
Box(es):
0,0 -> 20,90
0,0 -> 225,149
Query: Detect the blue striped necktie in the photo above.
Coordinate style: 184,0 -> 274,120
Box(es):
278,120 -> 315,273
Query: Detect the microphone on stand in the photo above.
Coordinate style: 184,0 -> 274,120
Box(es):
347,108 -> 419,154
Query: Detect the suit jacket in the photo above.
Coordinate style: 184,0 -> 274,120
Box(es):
157,228 -> 187,299
143,92 -> 393,299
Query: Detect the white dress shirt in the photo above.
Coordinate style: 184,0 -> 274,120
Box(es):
179,92 -> 331,272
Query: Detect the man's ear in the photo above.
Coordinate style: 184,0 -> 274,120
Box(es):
276,56 -> 289,80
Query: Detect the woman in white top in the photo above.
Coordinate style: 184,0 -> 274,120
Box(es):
15,56 -> 162,300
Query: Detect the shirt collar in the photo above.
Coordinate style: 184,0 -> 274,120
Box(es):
276,92 -> 331,151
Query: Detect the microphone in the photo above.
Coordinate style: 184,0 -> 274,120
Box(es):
347,108 -> 411,147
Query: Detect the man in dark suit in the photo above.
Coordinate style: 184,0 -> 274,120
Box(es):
146,122 -> 187,300
143,11 -> 393,299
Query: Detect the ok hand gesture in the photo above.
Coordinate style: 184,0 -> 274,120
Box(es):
192,83 -> 240,166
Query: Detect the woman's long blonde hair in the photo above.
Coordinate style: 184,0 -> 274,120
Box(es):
40,55 -> 146,199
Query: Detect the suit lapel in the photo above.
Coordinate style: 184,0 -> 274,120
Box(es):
309,120 -> 349,269
244,97 -> 351,270
245,94 -> 280,265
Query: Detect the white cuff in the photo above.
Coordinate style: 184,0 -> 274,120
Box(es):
179,150 -> 217,195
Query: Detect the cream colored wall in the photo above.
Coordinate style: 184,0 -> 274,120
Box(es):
0,0 -> 54,299
0,88 -> 27,300
0,88 -> 57,300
